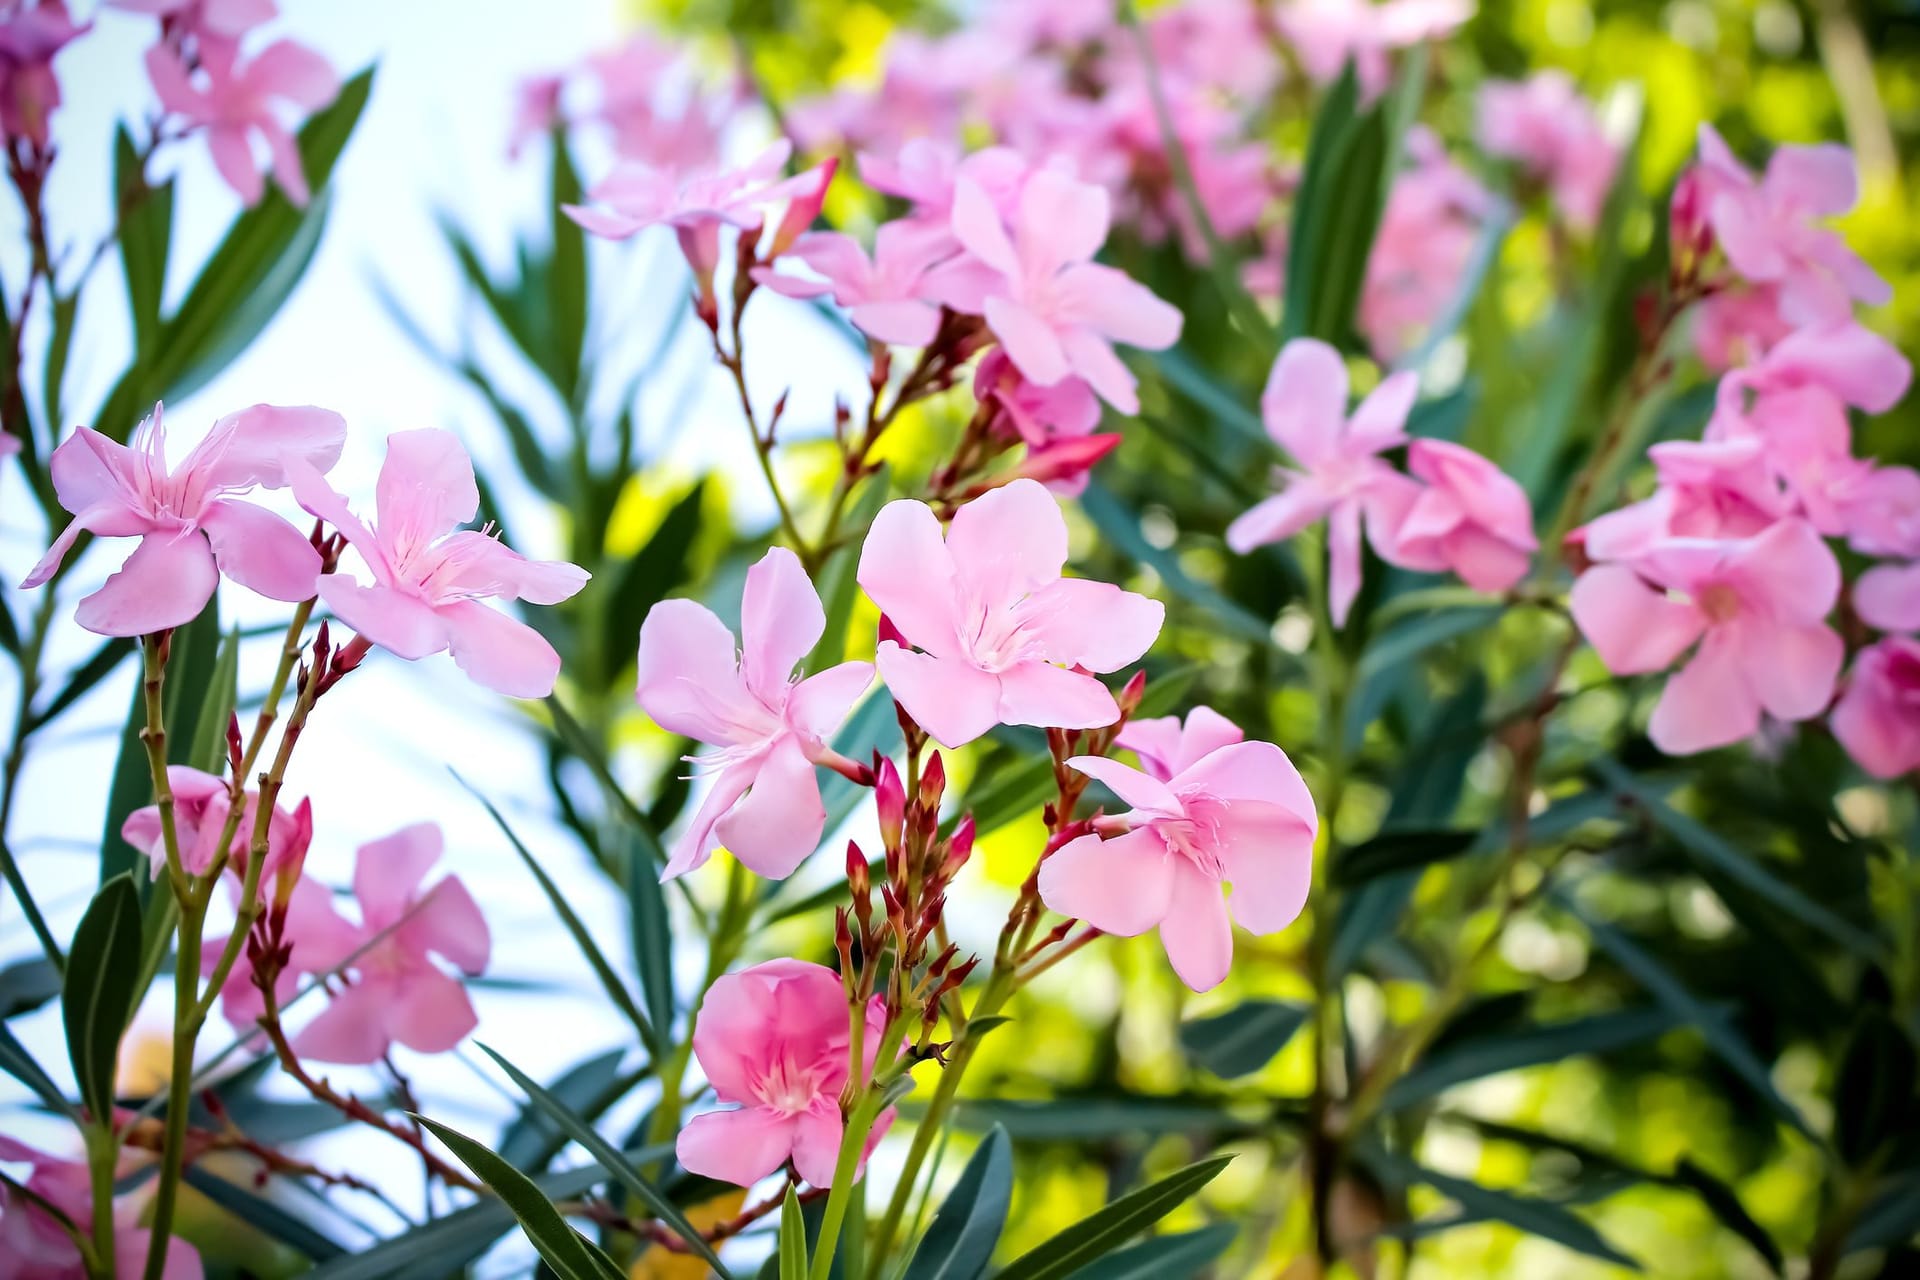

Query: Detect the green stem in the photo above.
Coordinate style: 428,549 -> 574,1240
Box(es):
1305,563 -> 1353,1266
0,587 -> 65,971
86,1125 -> 119,1279
142,900 -> 203,1280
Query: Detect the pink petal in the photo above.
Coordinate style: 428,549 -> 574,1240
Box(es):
1015,170 -> 1109,274
1157,861 -> 1234,992
1327,500 -> 1364,628
713,734 -> 825,880
248,38 -> 339,111
21,504 -> 135,590
875,643 -> 1002,748
740,547 -> 825,705
288,458 -> 385,576
857,499 -> 962,657
1225,483 -> 1336,554
1856,562 -> 1920,632
206,123 -> 264,207
441,598 -> 564,698
144,42 -> 208,116
1037,829 -> 1174,937
1014,577 -> 1164,672
1117,707 -> 1244,781
75,533 -> 219,637
986,296 -> 1071,388
664,759 -> 757,879
1648,632 -> 1760,755
1058,325 -> 1140,414
1219,804 -> 1314,934
787,661 -> 874,743
1055,263 -> 1182,349
403,876 -> 490,975
46,426 -> 142,523
115,1229 -> 203,1280
849,299 -> 942,346
949,176 -> 1020,279
677,1108 -> 798,1188
1727,518 -> 1841,623
200,500 -> 322,602
636,598 -> 757,743
292,982 -> 393,1064
1347,370 -> 1419,451
1569,564 -> 1706,675
317,578 -> 449,660
376,430 -> 480,551
385,965 -> 479,1055
945,478 -> 1068,607
994,660 -> 1121,731
1175,740 -> 1317,822
353,822 -> 443,925
1735,619 -> 1843,723
791,1100 -> 848,1188
1066,754 -> 1181,813
260,119 -> 310,208
194,404 -> 348,491
1443,525 -> 1535,594
1260,339 -> 1348,463
1762,143 -> 1857,218
1831,639 -> 1920,779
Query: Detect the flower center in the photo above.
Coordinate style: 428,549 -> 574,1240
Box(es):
752,1059 -> 824,1116
1697,581 -> 1743,623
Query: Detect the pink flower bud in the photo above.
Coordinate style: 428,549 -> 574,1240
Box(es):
875,757 -> 905,851
764,156 -> 838,260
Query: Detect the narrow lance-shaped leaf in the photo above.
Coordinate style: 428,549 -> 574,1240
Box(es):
1063,1223 -> 1238,1280
780,1186 -> 809,1280
1369,1150 -> 1640,1270
903,1125 -> 1013,1280
1179,1001 -> 1309,1079
62,873 -> 143,1122
994,1156 -> 1233,1280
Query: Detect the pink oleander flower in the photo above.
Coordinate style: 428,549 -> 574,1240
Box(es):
145,34 -> 339,207
0,1135 -> 203,1279
1039,738 -> 1318,992
109,0 -> 275,39
750,221 -> 952,347
1693,124 -> 1889,326
289,429 -> 589,699
1706,383 -> 1871,538
1577,437 -> 1790,562
21,403 -> 345,637
506,71 -> 564,158
637,547 -> 875,880
976,348 -> 1102,448
1847,465 -> 1920,561
859,141 -> 1032,251
1146,0 -> 1284,102
1277,0 -> 1471,101
122,765 -> 311,884
0,430 -> 19,458
1831,637 -> 1920,780
1477,71 -> 1618,230
857,479 -> 1164,749
205,872 -> 358,1031
1857,562 -> 1920,634
0,0 -> 84,148
1723,320 -> 1912,417
1224,338 -> 1423,626
1570,519 -> 1845,755
933,169 -> 1182,414
1116,705 -> 1245,782
677,959 -> 892,1188
1360,128 -> 1490,361
1691,285 -> 1794,373
292,822 -> 490,1064
1006,433 -> 1122,496
1387,438 -> 1537,594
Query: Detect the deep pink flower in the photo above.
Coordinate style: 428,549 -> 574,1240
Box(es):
0,1135 -> 203,1280
292,823 -> 490,1064
1831,638 -> 1920,780
1115,705 -> 1244,782
1570,519 -> 1844,754
21,403 -> 345,636
936,169 -> 1182,414
1578,437 -> 1790,562
751,221 -> 952,346
1387,439 -> 1537,594
637,547 -> 874,880
1224,338 -> 1423,626
0,0 -> 84,148
1006,433 -> 1121,496
975,348 -> 1102,449
1039,739 -> 1318,992
122,765 -> 311,884
109,0 -> 276,39
857,479 -> 1164,749
1707,384 -> 1872,538
677,959 -> 892,1188
145,35 -> 338,207
1723,320 -> 1911,417
1277,0 -> 1470,101
290,429 -> 589,699
1694,124 -> 1889,325
1477,71 -> 1618,230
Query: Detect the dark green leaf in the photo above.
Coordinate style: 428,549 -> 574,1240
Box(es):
182,1166 -> 345,1261
1356,608 -> 1501,684
187,626 -> 240,773
950,1096 -> 1256,1142
547,134 -> 587,395
1280,63 -> 1392,347
625,825 -> 676,1043
496,1048 -> 625,1169
1384,1006 -> 1688,1111
1374,1153 -> 1639,1270
461,363 -> 560,499
31,636 -> 134,728
780,1185 -> 808,1280
1081,482 -> 1272,645
606,481 -> 707,671
1835,1012 -> 1917,1168
114,125 -> 173,354
1178,1001 -> 1308,1079
904,1125 -> 1012,1280
1849,1173 -> 1920,1253
413,1116 -> 625,1280
0,1022 -> 70,1114
1063,1223 -> 1237,1279
0,956 -> 62,1019
994,1156 -> 1232,1280
1333,828 -> 1479,889
805,467 -> 892,676
1671,1159 -> 1783,1277
62,873 -> 143,1121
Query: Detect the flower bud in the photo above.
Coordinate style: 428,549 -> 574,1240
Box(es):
944,814 -> 975,874
877,614 -> 908,650
764,156 -> 837,260
918,751 -> 945,811
1118,670 -> 1147,718
876,757 -> 905,852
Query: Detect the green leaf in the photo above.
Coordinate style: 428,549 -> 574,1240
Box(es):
994,1156 -> 1232,1280
1373,1153 -> 1639,1270
1080,482 -> 1273,645
30,636 -> 134,729
1178,1001 -> 1308,1079
780,1186 -> 808,1280
187,627 -> 240,773
1384,1006 -> 1688,1111
1671,1159 -> 1783,1277
459,775 -> 660,1055
114,125 -> 173,355
477,1044 -> 732,1277
461,363 -> 560,499
903,1125 -> 1012,1280
496,1047 -> 627,1169
62,874 -> 143,1121
182,1165 -> 345,1261
0,956 -> 63,1019
950,1096 -> 1255,1142
1590,759 -> 1881,960
1356,608 -> 1501,684
413,1116 -> 625,1280
0,1022 -> 71,1115
1062,1223 -> 1237,1279
547,134 -> 588,396
625,825 -> 676,1043
1332,828 -> 1479,889
805,468 -> 892,676
1849,1173 -> 1920,1253
606,481 -> 706,671
1280,63 -> 1392,346
1834,1011 -> 1917,1168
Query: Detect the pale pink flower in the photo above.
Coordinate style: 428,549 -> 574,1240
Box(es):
1577,437 -> 1790,562
1039,739 -> 1317,992
123,765 -> 311,884
751,221 -> 952,346
506,71 -> 564,158
677,959 -> 892,1188
145,35 -> 338,207
637,547 -> 875,880
0,0 -> 84,148
293,823 -> 490,1064
1831,638 -> 1920,780
1693,124 -> 1889,325
1857,562 -> 1920,634
1224,338 -> 1423,626
1723,320 -> 1911,417
1706,384 -> 1872,538
1846,465 -> 1920,560
1691,285 -> 1794,372
1278,0 -> 1471,101
1360,129 -> 1490,361
935,169 -> 1182,414
1116,705 -> 1244,782
1386,439 -> 1537,594
109,0 -> 276,40
21,403 -> 345,636
0,1135 -> 203,1280
1146,0 -> 1284,102
205,872 -> 358,1031
1477,71 -> 1618,230
1570,519 -> 1845,754
859,141 -> 1032,253
290,429 -> 589,700
857,479 -> 1164,749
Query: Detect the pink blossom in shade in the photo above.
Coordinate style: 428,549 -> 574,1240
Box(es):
936,169 -> 1182,414
1577,437 -> 1791,563
144,36 -> 339,208
1116,705 -> 1245,783
1385,439 -> 1538,594
750,220 -> 951,347
1706,384 -> 1873,538
292,823 -> 490,1065
1039,740 -> 1317,992
0,1135 -> 204,1280
1359,129 -> 1491,362
203,873 -> 359,1032
1277,0 -> 1472,101
856,479 -> 1165,750
1693,124 -> 1889,325
108,0 -> 276,40
20,403 -> 345,637
122,766 -> 312,884
677,960 -> 894,1188
975,348 -> 1102,449
1856,563 -> 1920,634
636,547 -> 875,880
0,0 -> 85,148
1723,320 -> 1912,417
1569,519 -> 1846,755
1831,637 -> 1920,780
506,71 -> 564,159
1690,286 -> 1795,373
1845,465 -> 1920,561
1477,71 -> 1619,230
859,142 -> 1033,255
1224,338 -> 1424,627
288,429 -> 590,700
1146,0 -> 1284,102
